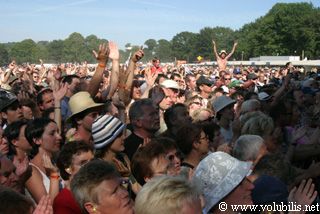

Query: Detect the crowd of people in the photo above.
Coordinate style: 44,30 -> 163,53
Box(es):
0,40 -> 320,214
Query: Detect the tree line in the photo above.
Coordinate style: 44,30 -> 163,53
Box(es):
0,2 -> 319,66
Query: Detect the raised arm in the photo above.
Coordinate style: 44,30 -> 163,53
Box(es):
118,49 -> 144,106
212,40 -> 219,60
225,41 -> 238,60
107,41 -> 120,99
2,61 -> 16,84
88,43 -> 110,98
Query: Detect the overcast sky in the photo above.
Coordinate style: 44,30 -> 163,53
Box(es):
1,0 -> 319,48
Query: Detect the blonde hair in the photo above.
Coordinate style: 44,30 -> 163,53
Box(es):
135,176 -> 200,214
191,108 -> 213,122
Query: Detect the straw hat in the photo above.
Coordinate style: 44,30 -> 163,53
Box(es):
67,91 -> 104,121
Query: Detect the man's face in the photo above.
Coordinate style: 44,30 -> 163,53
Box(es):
139,105 -> 160,133
69,78 -> 81,95
80,111 -> 100,132
32,73 -> 40,82
220,104 -> 235,121
200,84 -> 212,94
225,178 -> 254,206
153,60 -> 160,68
0,156 -> 19,191
162,88 -> 178,104
187,76 -> 196,90
223,75 -> 231,86
40,92 -> 54,110
220,53 -> 226,59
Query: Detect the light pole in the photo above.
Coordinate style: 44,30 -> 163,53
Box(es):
241,51 -> 244,61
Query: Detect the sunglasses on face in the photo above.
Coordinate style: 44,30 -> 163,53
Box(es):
192,102 -> 202,106
224,78 -> 231,80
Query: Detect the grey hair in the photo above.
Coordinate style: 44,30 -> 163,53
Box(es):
129,98 -> 154,122
233,135 -> 264,161
240,99 -> 261,115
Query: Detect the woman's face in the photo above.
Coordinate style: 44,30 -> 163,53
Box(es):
15,125 -> 32,152
41,122 -> 61,154
110,132 -> 125,153
91,178 -> 134,214
0,127 -> 9,155
198,131 -> 210,155
166,149 -> 181,176
159,95 -> 173,110
70,151 -> 94,177
132,86 -> 142,100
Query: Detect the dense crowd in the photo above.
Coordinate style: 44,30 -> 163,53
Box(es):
0,41 -> 320,214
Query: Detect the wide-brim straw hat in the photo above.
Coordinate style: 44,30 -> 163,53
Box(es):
67,91 -> 104,122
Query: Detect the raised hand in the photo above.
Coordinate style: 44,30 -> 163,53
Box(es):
33,195 -> 53,214
234,41 -> 238,46
131,49 -> 144,63
53,82 -> 68,102
145,66 -> 157,87
288,179 -> 317,214
13,156 -> 29,177
92,43 -> 110,65
108,41 -> 119,61
212,40 -> 216,46
42,153 -> 59,175
112,157 -> 131,177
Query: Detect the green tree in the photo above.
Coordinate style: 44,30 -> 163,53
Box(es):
9,39 -> 39,63
63,32 -> 87,62
195,27 -> 235,60
0,44 -> 9,66
154,39 -> 173,62
171,31 -> 198,62
47,40 -> 64,63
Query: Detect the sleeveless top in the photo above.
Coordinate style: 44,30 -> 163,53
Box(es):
29,163 -> 50,193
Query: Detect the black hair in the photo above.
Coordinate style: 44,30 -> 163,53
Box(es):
3,120 -> 28,156
57,141 -> 93,180
25,117 -> 56,159
61,74 -> 80,84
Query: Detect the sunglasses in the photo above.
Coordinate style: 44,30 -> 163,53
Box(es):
192,102 -> 202,106
224,78 -> 231,80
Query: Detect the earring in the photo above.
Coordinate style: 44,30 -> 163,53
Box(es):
65,168 -> 71,174
93,207 -> 97,212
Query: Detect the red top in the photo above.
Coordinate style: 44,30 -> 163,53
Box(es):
151,66 -> 163,74
53,188 -> 82,214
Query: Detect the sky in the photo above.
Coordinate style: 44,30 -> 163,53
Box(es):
0,0 -> 319,49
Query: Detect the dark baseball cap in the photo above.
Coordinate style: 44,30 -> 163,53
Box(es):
196,75 -> 214,86
0,90 -> 18,112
